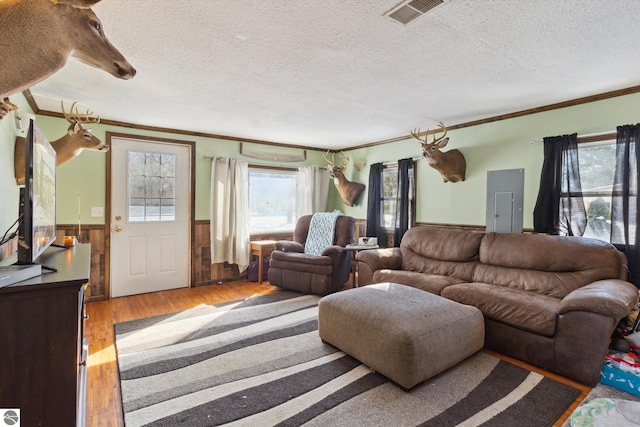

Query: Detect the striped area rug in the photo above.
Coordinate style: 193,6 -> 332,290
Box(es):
115,291 -> 581,426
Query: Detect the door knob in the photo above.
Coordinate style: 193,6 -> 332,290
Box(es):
114,226 -> 122,232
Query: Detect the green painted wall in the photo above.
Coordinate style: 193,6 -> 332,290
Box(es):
2,91 -> 639,234
31,115 -> 329,224
0,93 -> 32,237
337,93 -> 640,229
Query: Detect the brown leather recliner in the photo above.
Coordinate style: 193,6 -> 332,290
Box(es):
268,214 -> 355,294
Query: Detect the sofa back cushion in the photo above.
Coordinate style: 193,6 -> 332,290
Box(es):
474,232 -> 623,298
400,226 -> 483,282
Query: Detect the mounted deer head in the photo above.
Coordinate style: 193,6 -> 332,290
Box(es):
324,151 -> 366,207
0,0 -> 136,116
411,121 -> 466,183
14,101 -> 107,185
0,97 -> 18,119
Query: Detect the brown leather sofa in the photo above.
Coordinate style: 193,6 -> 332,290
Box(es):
268,215 -> 355,294
356,225 -> 639,385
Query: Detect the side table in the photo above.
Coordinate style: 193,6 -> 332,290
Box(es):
249,240 -> 277,284
345,243 -> 379,287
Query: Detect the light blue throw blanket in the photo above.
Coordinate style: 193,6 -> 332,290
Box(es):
304,212 -> 343,256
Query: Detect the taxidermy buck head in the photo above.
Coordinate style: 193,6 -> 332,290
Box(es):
56,100 -> 108,161
324,151 -> 366,207
411,121 -> 466,183
0,97 -> 18,119
0,0 -> 136,115
14,101 -> 107,185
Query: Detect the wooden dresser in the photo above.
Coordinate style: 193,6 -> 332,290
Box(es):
0,244 -> 90,427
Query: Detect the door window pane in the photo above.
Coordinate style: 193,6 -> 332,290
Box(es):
128,151 -> 177,221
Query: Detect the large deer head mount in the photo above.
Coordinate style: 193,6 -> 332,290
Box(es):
323,151 -> 365,207
14,101 -> 107,185
0,0 -> 136,117
411,122 -> 466,183
58,100 -> 108,161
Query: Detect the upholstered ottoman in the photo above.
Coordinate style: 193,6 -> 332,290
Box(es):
318,282 -> 485,389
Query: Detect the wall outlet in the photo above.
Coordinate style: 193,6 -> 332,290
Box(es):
91,207 -> 104,217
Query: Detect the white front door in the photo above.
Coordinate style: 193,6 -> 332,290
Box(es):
109,136 -> 192,298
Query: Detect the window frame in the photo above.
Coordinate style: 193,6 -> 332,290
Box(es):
379,161 -> 416,231
380,164 -> 397,230
248,165 -> 299,236
127,150 -> 177,223
577,138 -> 617,198
564,133 -> 622,243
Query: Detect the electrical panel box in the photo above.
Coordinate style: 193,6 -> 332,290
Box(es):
486,169 -> 524,233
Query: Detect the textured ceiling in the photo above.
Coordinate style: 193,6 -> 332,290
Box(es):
29,0 -> 640,149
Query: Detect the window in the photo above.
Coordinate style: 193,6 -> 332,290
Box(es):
578,140 -> 616,242
381,166 -> 398,229
128,151 -> 176,221
380,163 -> 415,230
249,168 -> 297,234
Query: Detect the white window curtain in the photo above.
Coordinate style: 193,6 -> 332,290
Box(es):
210,157 -> 250,271
296,165 -> 330,217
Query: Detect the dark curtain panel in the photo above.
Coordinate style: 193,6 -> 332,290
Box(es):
366,162 -> 387,246
533,137 -> 562,234
533,133 -> 586,235
393,158 -> 414,247
611,124 -> 640,287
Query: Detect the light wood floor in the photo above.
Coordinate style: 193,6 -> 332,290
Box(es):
84,281 -> 590,426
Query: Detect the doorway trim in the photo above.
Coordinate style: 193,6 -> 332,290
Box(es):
105,132 -> 196,299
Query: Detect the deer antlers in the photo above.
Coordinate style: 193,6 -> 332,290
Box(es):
61,100 -> 100,126
323,150 -> 350,170
61,100 -> 100,136
410,121 -> 448,146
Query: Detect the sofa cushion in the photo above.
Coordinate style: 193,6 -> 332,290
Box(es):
319,283 -> 484,389
372,270 -> 466,295
270,251 -> 332,275
474,233 -> 623,298
442,283 -> 561,336
400,226 -> 483,281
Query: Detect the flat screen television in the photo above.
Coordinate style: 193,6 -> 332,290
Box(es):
17,119 -> 57,270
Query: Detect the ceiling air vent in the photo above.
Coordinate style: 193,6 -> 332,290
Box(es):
385,0 -> 445,25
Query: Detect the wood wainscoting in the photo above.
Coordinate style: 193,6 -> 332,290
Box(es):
193,220 -> 240,286
60,220 -> 493,300
59,221 -> 292,300
56,225 -> 106,302
353,219 -> 487,248
193,220 -> 292,287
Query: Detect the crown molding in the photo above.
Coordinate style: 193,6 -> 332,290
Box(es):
23,84 -> 640,152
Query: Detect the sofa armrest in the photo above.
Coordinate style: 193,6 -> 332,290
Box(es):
559,279 -> 639,319
356,248 -> 402,271
354,248 -> 402,287
321,245 -> 347,256
275,241 -> 304,253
